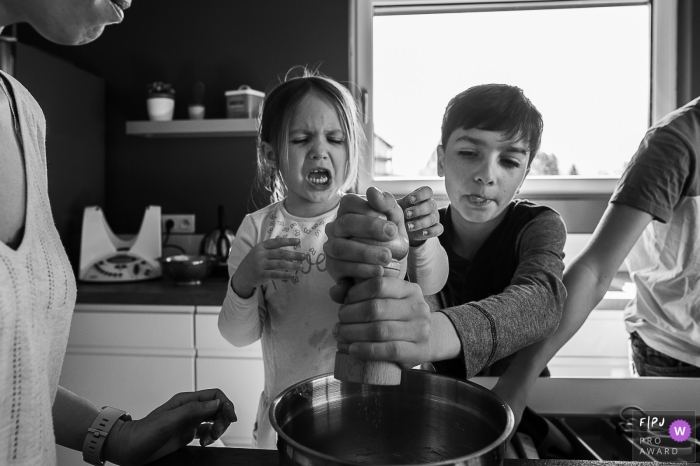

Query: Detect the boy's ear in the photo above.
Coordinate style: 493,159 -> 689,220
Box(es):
261,142 -> 276,166
437,145 -> 446,177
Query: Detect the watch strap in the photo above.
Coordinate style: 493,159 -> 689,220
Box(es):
82,406 -> 132,466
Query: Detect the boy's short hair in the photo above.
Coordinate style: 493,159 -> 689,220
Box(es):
441,84 -> 543,165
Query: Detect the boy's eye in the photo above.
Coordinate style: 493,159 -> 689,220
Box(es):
457,150 -> 478,157
501,159 -> 521,169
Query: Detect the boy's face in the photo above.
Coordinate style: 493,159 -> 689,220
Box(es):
438,128 -> 530,226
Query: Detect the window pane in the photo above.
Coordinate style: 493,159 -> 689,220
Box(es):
373,5 -> 650,177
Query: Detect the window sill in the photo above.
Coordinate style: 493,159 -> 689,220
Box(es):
362,176 -> 619,198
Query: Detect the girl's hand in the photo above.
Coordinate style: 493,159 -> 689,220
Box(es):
232,237 -> 305,298
398,186 -> 443,247
104,389 -> 237,466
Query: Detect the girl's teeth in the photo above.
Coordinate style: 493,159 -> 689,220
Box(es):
310,176 -> 328,184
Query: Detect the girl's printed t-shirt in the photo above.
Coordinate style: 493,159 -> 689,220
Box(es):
219,200 -> 339,449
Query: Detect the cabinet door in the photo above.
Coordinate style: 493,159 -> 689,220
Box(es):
195,311 -> 264,447
57,307 -> 196,466
57,354 -> 195,466
196,357 -> 264,448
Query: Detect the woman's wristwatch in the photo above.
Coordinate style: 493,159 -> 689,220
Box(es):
82,406 -> 132,465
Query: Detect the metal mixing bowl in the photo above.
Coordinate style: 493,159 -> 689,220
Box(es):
270,370 -> 514,466
159,254 -> 217,285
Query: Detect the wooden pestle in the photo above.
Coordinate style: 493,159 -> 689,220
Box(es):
334,233 -> 408,386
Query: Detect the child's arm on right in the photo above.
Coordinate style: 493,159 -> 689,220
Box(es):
398,186 -> 448,294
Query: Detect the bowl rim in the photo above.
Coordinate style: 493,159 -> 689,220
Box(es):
269,369 -> 515,466
158,254 -> 217,264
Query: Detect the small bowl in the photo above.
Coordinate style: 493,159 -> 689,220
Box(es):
159,254 -> 217,285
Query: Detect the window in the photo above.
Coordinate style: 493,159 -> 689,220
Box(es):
350,0 -> 677,196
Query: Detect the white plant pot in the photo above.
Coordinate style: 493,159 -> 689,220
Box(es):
188,104 -> 205,120
147,97 -> 175,121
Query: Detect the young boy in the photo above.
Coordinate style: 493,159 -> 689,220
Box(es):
324,84 -> 567,381
426,83 -> 567,378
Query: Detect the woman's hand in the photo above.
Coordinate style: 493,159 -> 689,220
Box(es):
324,187 -> 409,302
397,186 -> 443,247
104,389 -> 237,466
232,237 -> 306,298
332,276 -> 431,369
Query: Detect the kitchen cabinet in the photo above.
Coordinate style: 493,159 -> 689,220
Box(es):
57,298 -> 264,466
195,306 -> 264,448
57,304 -> 197,466
126,118 -> 257,138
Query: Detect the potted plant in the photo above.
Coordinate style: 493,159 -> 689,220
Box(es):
146,81 -> 175,121
188,82 -> 206,120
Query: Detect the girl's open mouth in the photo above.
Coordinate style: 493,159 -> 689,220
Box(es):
307,168 -> 331,186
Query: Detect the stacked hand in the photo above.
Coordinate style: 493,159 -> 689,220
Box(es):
232,237 -> 306,298
105,389 -> 237,466
324,187 -> 432,369
397,186 -> 443,247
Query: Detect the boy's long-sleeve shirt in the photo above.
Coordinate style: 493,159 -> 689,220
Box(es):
427,200 -> 567,379
219,200 -> 447,449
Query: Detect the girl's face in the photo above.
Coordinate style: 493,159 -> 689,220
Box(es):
268,92 -> 348,218
438,128 -> 530,228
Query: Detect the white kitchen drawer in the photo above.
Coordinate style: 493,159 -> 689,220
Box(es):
195,312 -> 263,359
67,311 -> 194,350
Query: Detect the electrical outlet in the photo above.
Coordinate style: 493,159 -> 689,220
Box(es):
162,214 -> 196,234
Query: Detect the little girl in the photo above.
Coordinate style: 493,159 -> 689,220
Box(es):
218,70 -> 447,449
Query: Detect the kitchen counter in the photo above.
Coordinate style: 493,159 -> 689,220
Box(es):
76,275 -> 229,306
145,447 -> 674,466
75,271 -> 635,310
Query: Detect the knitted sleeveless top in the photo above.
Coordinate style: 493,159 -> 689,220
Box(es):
0,71 -> 76,465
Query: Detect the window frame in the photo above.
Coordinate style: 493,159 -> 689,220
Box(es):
349,0 -> 677,196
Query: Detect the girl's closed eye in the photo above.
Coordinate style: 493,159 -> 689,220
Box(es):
326,133 -> 345,144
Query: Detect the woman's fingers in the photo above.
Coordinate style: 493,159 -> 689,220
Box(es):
324,236 -> 391,266
331,212 -> 398,243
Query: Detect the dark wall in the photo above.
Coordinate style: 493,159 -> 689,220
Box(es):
18,0 -> 349,235
16,1 -> 699,237
15,43 -> 105,268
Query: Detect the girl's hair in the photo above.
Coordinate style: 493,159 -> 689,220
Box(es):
256,68 -> 365,204
441,84 -> 543,165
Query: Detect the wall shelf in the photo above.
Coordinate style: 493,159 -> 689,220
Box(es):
126,118 -> 257,138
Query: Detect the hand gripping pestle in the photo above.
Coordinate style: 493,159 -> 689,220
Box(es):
333,218 -> 409,386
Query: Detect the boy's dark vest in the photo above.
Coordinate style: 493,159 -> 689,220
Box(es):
431,199 -> 554,379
